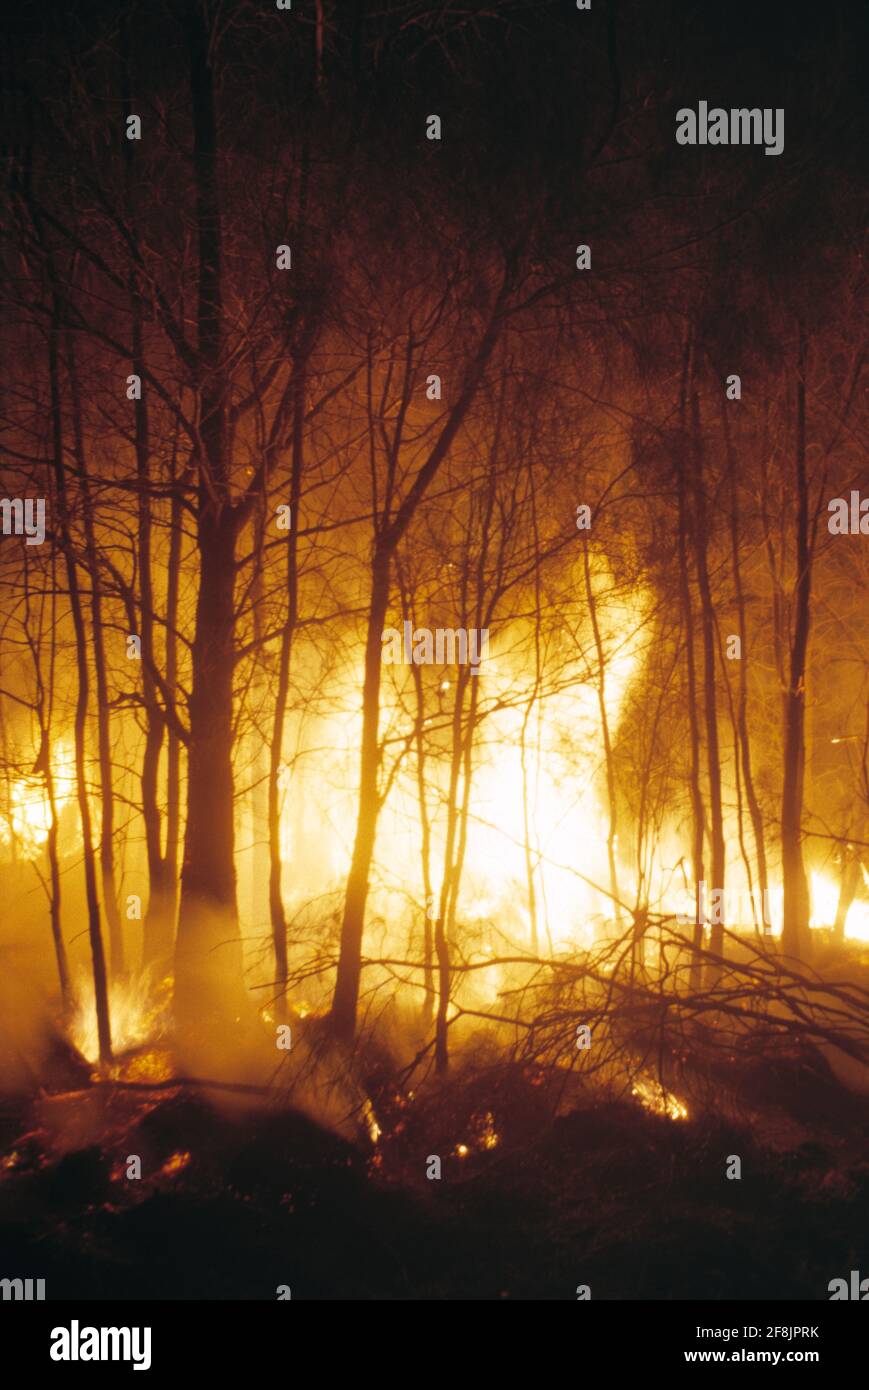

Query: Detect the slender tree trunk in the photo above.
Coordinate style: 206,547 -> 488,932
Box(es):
131,258 -> 173,970
43,744 -> 69,1000
267,360 -> 307,1021
433,669 -> 470,1074
65,335 -> 124,976
249,511 -> 270,959
34,546 -> 70,1002
48,306 -> 111,1063
833,847 -> 860,944
329,268 -> 512,1040
675,394 -> 705,989
521,461 -> 543,951
37,551 -> 70,1002
399,574 -> 434,1024
330,550 -> 392,1040
721,398 -> 769,931
582,534 -> 623,925
519,701 -> 540,951
689,389 -> 726,978
781,324 -> 812,961
165,454 -> 183,907
121,0 -> 171,973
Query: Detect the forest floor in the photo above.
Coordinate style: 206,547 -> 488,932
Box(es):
1,1041 -> 868,1300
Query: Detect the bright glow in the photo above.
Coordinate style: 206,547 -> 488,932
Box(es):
811,871 -> 869,942
254,557 -> 648,974
0,743 -> 75,859
71,974 -> 161,1063
632,1076 -> 689,1121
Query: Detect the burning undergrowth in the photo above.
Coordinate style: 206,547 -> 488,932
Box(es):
1,931 -> 868,1298
1,993 -> 868,1299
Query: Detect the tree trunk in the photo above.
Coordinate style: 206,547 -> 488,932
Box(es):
165,453 -> 183,914
65,334 -> 124,977
330,550 -> 392,1040
175,7 -> 245,1028
675,376 -> 706,990
689,388 -> 726,978
267,361 -> 307,1021
48,305 -> 111,1063
833,847 -> 860,945
399,570 -> 434,1024
37,551 -> 70,1003
433,673 -> 467,1075
175,511 -> 245,1023
582,534 -> 622,925
329,267 -> 513,1040
721,397 -> 769,933
132,254 -> 173,971
781,325 -> 811,961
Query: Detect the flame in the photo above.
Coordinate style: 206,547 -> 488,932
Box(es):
0,743 -> 75,858
810,871 -> 869,942
668,871 -> 869,944
70,974 -> 163,1063
632,1076 -> 689,1121
478,1111 -> 499,1150
253,556 -> 648,973
362,1098 -> 381,1144
160,1150 -> 191,1176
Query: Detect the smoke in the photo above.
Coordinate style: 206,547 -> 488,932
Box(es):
0,959 -> 88,1096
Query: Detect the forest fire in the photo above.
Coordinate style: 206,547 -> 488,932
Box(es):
0,0 -> 866,1329
0,743 -> 75,858
632,1078 -> 690,1122
69,977 -> 167,1067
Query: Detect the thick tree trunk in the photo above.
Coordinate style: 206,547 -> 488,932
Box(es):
175,512 -> 245,1023
175,7 -> 245,1028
